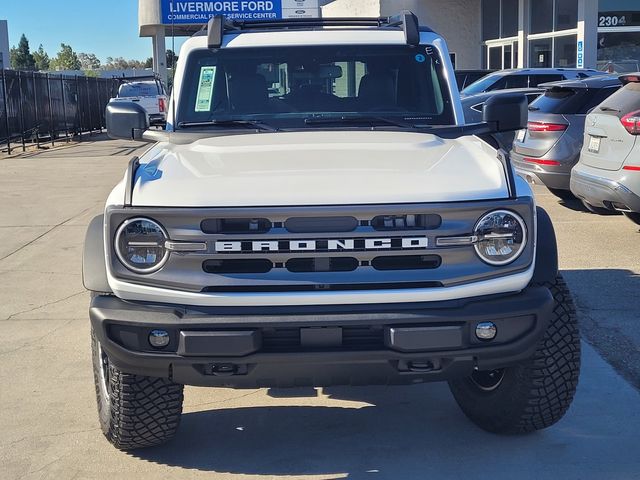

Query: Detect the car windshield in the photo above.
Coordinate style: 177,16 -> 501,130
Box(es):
461,73 -> 502,95
176,45 -> 455,129
118,82 -> 162,98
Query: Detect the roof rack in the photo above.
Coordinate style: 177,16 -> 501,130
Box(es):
206,10 -> 421,49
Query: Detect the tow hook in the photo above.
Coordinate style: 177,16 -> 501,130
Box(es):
408,360 -> 436,372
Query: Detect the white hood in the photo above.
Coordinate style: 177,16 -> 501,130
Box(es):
131,131 -> 508,207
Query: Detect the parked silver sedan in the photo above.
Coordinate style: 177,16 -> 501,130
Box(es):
571,73 -> 640,226
511,75 -> 621,201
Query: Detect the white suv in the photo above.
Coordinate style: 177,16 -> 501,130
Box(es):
84,12 -> 580,450
571,73 -> 640,226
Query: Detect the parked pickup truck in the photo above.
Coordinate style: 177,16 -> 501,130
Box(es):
109,77 -> 168,127
86,12 -> 580,450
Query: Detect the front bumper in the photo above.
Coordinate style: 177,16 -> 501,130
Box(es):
570,166 -> 640,212
90,286 -> 554,388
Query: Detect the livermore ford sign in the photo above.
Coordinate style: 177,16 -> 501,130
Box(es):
161,0 -> 319,23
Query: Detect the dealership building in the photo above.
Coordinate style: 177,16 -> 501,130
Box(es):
139,0 -> 640,82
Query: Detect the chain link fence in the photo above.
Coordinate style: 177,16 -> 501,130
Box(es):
0,69 -> 120,154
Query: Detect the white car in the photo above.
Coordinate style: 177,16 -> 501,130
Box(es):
109,78 -> 168,126
571,73 -> 640,226
86,12 -> 580,450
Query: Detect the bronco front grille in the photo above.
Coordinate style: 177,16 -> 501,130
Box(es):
107,199 -> 535,293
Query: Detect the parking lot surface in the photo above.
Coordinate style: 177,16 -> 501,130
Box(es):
1,138 -> 639,480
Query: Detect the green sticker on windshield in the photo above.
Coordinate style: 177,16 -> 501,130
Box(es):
195,66 -> 216,112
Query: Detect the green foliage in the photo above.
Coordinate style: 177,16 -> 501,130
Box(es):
51,43 -> 81,71
78,52 -> 102,70
10,34 -> 36,70
32,44 -> 50,71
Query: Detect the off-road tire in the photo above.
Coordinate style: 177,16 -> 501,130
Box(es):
448,275 -> 580,434
91,328 -> 184,450
623,211 -> 640,226
548,188 -> 575,201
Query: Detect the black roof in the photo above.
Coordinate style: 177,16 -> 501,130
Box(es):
538,75 -> 621,90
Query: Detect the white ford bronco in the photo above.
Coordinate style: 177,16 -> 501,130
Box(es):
84,12 -> 580,450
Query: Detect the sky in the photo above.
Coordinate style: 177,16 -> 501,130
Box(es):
1,0 -> 183,62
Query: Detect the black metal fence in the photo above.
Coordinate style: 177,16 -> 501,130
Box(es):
0,69 -> 120,153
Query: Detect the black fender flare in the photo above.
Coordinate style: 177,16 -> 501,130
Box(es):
532,206 -> 559,285
82,215 -> 112,294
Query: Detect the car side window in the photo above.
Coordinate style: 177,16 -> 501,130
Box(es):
529,75 -> 563,87
486,76 -> 507,91
504,75 -> 529,89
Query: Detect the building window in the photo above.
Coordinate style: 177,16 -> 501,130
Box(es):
489,46 -> 503,69
531,0 -> 554,34
555,0 -> 579,31
554,34 -> 578,67
597,32 -> 640,72
530,38 -> 553,67
502,0 -> 519,37
482,0 -> 501,40
503,44 -> 513,68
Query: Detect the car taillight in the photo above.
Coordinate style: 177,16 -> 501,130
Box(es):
620,110 -> 640,135
158,98 -> 166,113
524,158 -> 561,166
623,165 -> 640,171
527,121 -> 568,133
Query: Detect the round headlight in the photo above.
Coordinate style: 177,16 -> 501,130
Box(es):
115,218 -> 169,273
473,210 -> 527,266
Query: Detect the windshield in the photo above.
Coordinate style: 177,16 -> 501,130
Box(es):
118,82 -> 162,98
177,45 -> 455,129
461,73 -> 502,95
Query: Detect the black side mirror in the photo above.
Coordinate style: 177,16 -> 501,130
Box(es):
106,102 -> 149,140
483,93 -> 528,132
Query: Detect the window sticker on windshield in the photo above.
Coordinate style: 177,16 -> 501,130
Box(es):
195,66 -> 216,112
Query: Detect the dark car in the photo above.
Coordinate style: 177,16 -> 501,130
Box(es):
455,69 -> 495,91
462,88 -> 544,151
511,75 -> 621,200
461,68 -> 606,97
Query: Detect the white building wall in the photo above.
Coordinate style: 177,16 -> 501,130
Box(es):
0,20 -> 10,70
322,0 -> 482,69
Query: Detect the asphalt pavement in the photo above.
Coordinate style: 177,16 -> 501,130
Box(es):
0,137 -> 639,480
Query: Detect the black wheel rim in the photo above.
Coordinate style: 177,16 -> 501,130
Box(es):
470,368 -> 505,392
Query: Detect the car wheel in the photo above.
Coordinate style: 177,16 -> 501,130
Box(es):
623,211 -> 640,226
548,188 -> 575,201
448,275 -> 580,434
91,327 -> 184,450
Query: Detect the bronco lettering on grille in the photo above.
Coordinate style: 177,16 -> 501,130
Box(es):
214,237 -> 429,253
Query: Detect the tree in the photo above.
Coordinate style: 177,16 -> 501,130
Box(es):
51,43 -> 81,71
144,57 -> 153,69
166,49 -> 178,69
32,44 -> 50,71
78,52 -> 101,70
10,34 -> 36,70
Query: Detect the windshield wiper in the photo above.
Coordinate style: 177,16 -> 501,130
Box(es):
528,106 -> 540,111
599,106 -> 620,112
304,115 -> 417,129
177,119 -> 277,132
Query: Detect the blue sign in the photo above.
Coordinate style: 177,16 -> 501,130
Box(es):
577,40 -> 584,68
161,0 -> 283,24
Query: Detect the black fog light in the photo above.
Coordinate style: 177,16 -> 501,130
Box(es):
149,330 -> 170,348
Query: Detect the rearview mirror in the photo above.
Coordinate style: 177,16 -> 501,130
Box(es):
106,101 -> 149,140
483,93 -> 528,132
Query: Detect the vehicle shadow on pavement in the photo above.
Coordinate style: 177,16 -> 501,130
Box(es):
131,383 -> 591,479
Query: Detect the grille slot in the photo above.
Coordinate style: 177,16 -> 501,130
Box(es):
201,218 -> 272,234
202,281 -> 443,293
261,327 -> 384,352
371,214 -> 441,231
286,257 -> 359,273
371,255 -> 441,271
285,216 -> 358,233
203,259 -> 273,274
